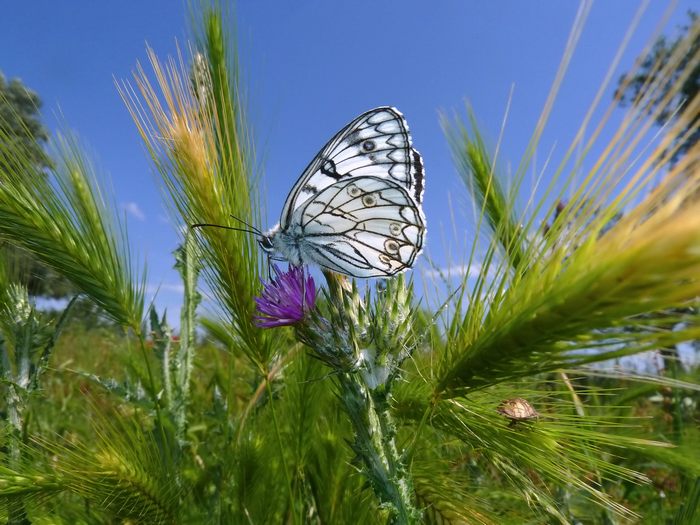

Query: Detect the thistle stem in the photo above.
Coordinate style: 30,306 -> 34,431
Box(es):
173,233 -> 201,446
318,271 -> 419,523
337,372 -> 419,525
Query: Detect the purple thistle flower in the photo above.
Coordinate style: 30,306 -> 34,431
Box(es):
254,265 -> 316,328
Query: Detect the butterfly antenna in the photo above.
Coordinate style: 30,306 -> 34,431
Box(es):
190,222 -> 260,237
229,214 -> 263,236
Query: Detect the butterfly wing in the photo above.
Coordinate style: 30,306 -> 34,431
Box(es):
280,107 -> 424,230
291,176 -> 425,277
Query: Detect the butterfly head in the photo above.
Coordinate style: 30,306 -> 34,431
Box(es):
258,224 -> 306,267
258,224 -> 281,256
258,234 -> 275,254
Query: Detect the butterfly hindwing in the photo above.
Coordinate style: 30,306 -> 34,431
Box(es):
291,176 -> 425,277
280,107 -> 424,228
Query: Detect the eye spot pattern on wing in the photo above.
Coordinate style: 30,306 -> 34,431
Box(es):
347,184 -> 362,197
362,194 -> 377,207
308,182 -> 408,226
329,118 -> 423,203
289,176 -> 425,277
313,228 -> 421,277
280,108 -> 425,228
384,239 -> 400,254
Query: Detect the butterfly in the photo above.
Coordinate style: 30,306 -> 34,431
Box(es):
258,107 -> 426,278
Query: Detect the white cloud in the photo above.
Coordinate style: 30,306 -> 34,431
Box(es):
123,201 -> 146,221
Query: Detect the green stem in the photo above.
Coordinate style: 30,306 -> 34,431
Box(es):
265,378 -> 298,525
136,334 -> 169,457
319,271 -> 419,524
337,373 -> 419,525
173,233 -> 201,446
1,326 -> 29,524
5,382 -> 29,525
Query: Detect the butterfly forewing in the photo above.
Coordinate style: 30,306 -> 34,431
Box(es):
280,107 -> 424,228
292,176 -> 425,277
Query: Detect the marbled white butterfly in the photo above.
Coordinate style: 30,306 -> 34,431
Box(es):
258,107 -> 426,278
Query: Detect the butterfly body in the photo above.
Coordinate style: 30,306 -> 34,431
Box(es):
260,107 -> 425,278
260,223 -> 303,267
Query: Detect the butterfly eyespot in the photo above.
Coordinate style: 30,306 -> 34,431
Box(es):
362,140 -> 376,152
347,185 -> 362,197
362,194 -> 377,207
384,239 -> 400,254
378,254 -> 391,264
389,223 -> 402,236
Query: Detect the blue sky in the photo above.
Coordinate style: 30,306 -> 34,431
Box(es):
0,1 -> 694,321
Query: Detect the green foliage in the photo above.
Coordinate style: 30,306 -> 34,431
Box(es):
0,131 -> 145,330
0,263 -> 77,524
120,7 -> 268,365
2,245 -> 76,300
443,110 -> 525,270
616,11 -> 699,164
0,72 -> 76,299
0,72 -> 50,171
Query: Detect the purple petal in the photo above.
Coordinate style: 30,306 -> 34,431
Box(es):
254,265 -> 316,328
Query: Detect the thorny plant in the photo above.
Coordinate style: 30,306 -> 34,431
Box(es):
0,3 -> 698,524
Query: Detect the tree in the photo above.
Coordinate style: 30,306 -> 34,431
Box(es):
0,73 -> 51,170
0,72 -> 74,298
616,11 -> 699,165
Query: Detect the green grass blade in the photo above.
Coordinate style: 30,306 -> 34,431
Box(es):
443,110 -> 526,270
0,128 -> 145,330
119,7 -> 271,367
